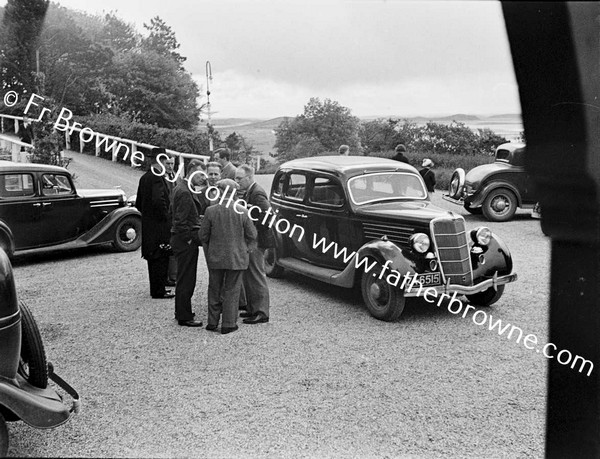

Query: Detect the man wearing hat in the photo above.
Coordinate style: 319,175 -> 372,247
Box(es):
392,144 -> 410,164
135,147 -> 174,299
419,158 -> 436,193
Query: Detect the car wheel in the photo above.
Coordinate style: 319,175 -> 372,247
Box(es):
18,300 -> 48,389
0,412 -> 8,458
466,285 -> 505,307
360,259 -> 405,321
464,203 -> 483,215
264,246 -> 284,278
113,216 -> 142,252
482,188 -> 518,222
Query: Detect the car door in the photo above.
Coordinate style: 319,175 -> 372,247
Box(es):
37,172 -> 87,245
0,172 -> 42,249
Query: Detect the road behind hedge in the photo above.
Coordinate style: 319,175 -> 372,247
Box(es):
8,151 -> 550,457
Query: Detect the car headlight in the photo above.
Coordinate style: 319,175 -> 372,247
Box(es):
472,227 -> 492,246
410,233 -> 430,253
126,193 -> 137,207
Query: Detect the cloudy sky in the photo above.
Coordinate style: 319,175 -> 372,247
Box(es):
49,0 -> 520,119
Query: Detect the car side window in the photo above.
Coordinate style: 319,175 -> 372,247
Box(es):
284,173 -> 306,201
272,173 -> 286,196
310,177 -> 344,207
41,174 -> 73,196
0,173 -> 35,198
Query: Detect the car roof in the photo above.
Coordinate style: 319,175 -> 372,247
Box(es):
497,142 -> 525,152
279,155 -> 418,177
0,161 -> 69,174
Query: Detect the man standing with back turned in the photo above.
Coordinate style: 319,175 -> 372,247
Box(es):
235,165 -> 274,324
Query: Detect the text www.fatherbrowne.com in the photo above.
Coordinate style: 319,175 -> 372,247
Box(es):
312,233 -> 594,377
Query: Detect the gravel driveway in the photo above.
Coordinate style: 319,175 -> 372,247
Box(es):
7,152 -> 550,457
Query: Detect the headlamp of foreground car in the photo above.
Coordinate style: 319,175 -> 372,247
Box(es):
472,227 -> 492,246
410,233 -> 430,253
126,194 -> 137,207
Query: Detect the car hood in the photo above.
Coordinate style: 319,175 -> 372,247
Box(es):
465,162 -> 514,186
77,189 -> 126,199
353,200 -> 457,224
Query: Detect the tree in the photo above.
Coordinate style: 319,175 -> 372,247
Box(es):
274,98 -> 360,162
142,16 -> 186,67
0,0 -> 49,94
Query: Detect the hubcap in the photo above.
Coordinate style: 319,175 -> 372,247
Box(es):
125,228 -> 136,241
492,196 -> 509,213
370,281 -> 381,300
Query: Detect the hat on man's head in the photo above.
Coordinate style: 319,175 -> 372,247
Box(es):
395,144 -> 407,153
422,158 -> 433,168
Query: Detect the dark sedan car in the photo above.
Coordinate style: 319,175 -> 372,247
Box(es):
0,161 -> 141,257
443,142 -> 537,221
264,156 -> 517,321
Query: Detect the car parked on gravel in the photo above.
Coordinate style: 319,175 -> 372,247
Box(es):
0,161 -> 141,257
264,156 -> 517,321
443,142 -> 537,221
0,247 -> 80,456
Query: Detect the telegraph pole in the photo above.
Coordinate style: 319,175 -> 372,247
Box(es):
206,61 -> 213,157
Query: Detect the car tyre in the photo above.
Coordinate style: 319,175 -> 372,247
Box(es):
18,300 -> 48,389
264,246 -> 284,278
0,412 -> 8,458
113,216 -> 142,252
360,259 -> 405,321
482,188 -> 518,222
448,168 -> 465,199
464,203 -> 483,215
0,235 -> 13,258
466,285 -> 505,307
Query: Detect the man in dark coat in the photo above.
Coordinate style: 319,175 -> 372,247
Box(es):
200,179 -> 257,334
391,144 -> 410,164
135,147 -> 174,299
235,164 -> 274,324
419,158 -> 436,193
170,160 -> 205,327
164,155 -> 178,287
214,148 -> 237,180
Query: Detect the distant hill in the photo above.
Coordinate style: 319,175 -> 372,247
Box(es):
436,114 -> 481,122
485,114 -> 522,120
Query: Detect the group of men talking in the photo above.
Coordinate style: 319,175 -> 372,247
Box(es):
135,147 -> 272,334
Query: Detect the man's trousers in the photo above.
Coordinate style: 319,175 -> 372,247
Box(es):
172,237 -> 199,321
244,248 -> 270,318
207,269 -> 243,328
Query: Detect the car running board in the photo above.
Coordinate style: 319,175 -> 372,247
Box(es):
277,257 -> 354,288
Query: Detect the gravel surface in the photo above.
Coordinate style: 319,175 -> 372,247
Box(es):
6,152 -> 550,457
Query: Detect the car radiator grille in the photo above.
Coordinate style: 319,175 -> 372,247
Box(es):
362,222 -> 424,247
431,218 -> 473,286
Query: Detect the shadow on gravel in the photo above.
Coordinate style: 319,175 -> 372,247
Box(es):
10,244 -> 119,267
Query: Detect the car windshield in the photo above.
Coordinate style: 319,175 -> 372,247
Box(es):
347,172 -> 427,205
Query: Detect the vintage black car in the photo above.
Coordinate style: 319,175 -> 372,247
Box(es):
264,156 -> 517,321
0,161 -> 141,257
0,247 -> 80,456
443,142 -> 537,221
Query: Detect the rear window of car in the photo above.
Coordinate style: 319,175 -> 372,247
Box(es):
0,173 -> 35,198
310,177 -> 344,207
284,173 -> 307,201
496,149 -> 511,162
41,174 -> 73,196
348,172 -> 427,205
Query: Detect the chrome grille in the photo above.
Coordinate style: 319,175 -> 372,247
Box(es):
362,221 -> 424,247
431,218 -> 472,286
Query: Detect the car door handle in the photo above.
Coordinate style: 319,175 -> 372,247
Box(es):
295,213 -> 308,219
32,203 -> 41,207
43,202 -> 52,206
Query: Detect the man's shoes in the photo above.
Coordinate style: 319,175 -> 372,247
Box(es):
178,319 -> 203,327
239,311 -> 254,318
165,280 -> 176,287
221,325 -> 239,335
206,324 -> 218,332
152,291 -> 175,299
243,313 -> 269,324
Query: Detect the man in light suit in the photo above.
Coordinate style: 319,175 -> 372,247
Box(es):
135,147 -> 173,299
214,148 -> 237,180
235,164 -> 274,324
200,179 -> 257,334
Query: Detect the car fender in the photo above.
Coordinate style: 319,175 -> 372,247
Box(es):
78,207 -> 141,245
469,180 -> 522,208
471,232 -> 513,282
336,238 -> 418,288
0,222 -> 15,257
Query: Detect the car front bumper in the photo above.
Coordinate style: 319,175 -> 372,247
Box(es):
403,272 -> 518,297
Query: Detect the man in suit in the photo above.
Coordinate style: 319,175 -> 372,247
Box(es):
200,179 -> 257,334
135,147 -> 174,299
214,148 -> 236,180
164,155 -> 178,287
235,164 -> 274,324
170,160 -> 205,327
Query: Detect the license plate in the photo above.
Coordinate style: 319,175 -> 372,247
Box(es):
415,272 -> 442,286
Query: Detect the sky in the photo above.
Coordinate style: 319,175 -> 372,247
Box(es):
42,0 -> 521,119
